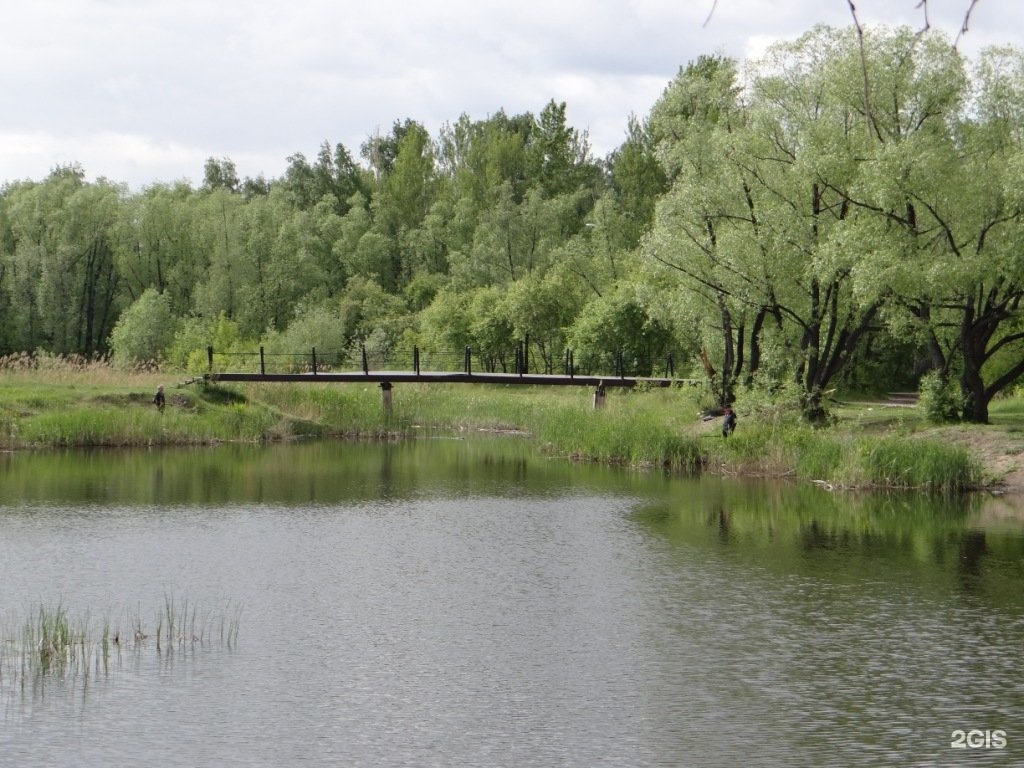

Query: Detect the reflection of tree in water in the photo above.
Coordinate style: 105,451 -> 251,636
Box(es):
701,507 -> 732,543
956,529 -> 988,588
798,520 -> 858,551
378,442 -> 394,498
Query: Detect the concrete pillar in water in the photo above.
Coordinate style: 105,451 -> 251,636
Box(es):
593,382 -> 606,410
380,381 -> 393,414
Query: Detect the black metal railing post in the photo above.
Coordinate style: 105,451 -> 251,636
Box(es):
207,345 -> 213,371
464,346 -> 472,375
311,347 -> 318,375
413,346 -> 420,376
259,346 -> 266,375
361,344 -> 369,375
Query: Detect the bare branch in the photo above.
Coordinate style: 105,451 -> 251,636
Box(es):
954,0 -> 982,48
703,1 -> 718,28
846,2 -> 877,137
915,1 -> 932,33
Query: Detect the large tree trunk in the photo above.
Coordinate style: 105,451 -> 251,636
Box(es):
801,387 -> 828,424
959,302 -> 991,424
960,369 -> 989,423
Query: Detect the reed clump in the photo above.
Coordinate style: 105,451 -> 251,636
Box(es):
0,599 -> 241,693
532,401 -> 706,471
843,436 -> 981,493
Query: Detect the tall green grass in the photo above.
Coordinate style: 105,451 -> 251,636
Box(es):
0,383 -> 301,448
531,403 -> 706,470
703,419 -> 981,493
844,436 -> 980,492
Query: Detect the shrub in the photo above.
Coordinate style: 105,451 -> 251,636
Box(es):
918,371 -> 962,423
109,289 -> 177,369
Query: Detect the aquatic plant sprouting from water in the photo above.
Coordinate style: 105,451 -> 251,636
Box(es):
153,595 -> 242,652
0,598 -> 241,694
18,603 -> 88,678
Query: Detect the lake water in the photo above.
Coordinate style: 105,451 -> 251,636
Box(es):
0,439 -> 1022,767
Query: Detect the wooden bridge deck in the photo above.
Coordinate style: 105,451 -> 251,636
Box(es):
203,371 -> 700,388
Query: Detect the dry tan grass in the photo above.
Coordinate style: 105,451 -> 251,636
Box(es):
0,352 -> 167,389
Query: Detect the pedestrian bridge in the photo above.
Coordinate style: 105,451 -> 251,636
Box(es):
199,344 -> 701,407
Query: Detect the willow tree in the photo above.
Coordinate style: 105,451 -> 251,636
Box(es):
366,120 -> 437,293
740,26 -> 895,421
840,40 -> 1024,423
117,181 -> 207,315
0,167 -> 123,355
650,24 -> 1024,423
645,54 -> 772,407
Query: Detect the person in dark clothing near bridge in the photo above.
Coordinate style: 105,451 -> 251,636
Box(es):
722,406 -> 737,438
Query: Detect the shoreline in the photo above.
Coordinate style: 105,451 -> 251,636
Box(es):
1,372 -> 1021,498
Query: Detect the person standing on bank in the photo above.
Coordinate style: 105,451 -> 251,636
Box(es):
153,385 -> 166,412
722,406 -> 737,438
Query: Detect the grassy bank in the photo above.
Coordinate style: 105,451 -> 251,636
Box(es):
2,361 -> 1017,493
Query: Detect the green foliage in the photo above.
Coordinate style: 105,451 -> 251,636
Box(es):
918,371 -> 963,423
166,316 -> 212,372
109,288 -> 177,369
0,170 -> 123,355
419,288 -> 472,353
264,304 -> 350,370
166,313 -> 250,373
839,332 -> 920,394
607,116 -> 668,246
336,275 -> 409,350
468,286 -> 515,369
644,28 -> 1024,423
568,286 -> 674,375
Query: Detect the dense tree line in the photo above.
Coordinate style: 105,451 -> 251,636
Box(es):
2,25 -> 1023,423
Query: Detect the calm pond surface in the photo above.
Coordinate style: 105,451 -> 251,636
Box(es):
0,438 -> 1022,767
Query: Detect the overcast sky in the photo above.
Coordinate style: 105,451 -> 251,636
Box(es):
1,0 -> 1018,190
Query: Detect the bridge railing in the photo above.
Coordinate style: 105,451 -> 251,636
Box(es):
204,344 -> 684,380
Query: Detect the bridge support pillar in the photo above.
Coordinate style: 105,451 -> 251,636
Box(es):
380,381 -> 393,414
593,382 -> 606,410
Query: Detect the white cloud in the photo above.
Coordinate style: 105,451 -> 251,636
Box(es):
1,0 -> 1018,189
